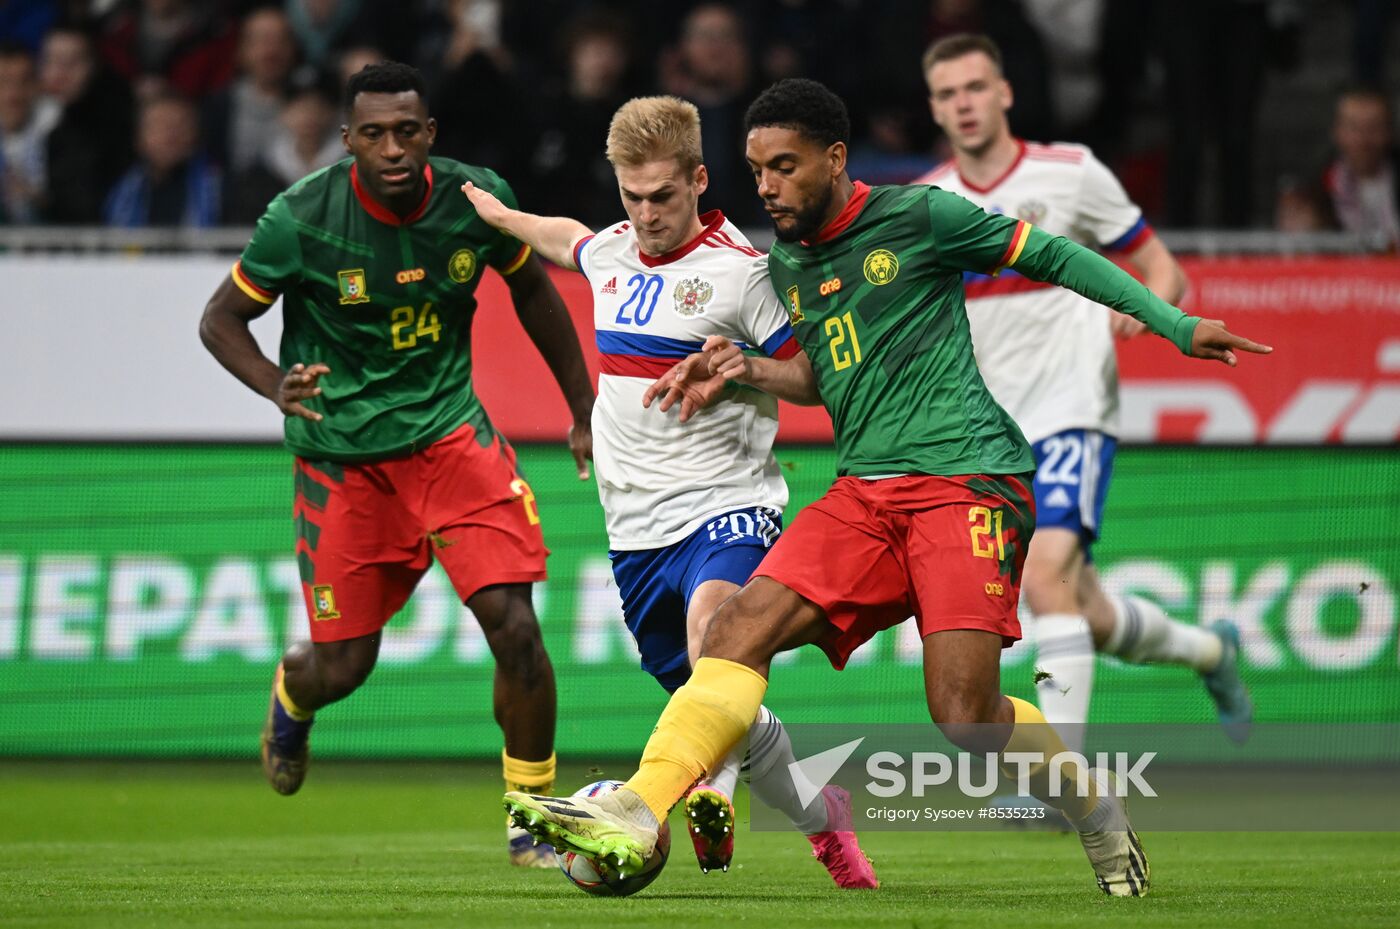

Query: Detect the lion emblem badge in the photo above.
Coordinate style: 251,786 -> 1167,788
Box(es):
448,248 -> 477,284
673,277 -> 714,317
863,249 -> 900,286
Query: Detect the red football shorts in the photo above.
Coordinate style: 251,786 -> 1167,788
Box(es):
753,473 -> 1035,669
292,423 -> 548,642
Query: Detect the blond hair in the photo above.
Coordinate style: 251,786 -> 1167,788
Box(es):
606,96 -> 703,171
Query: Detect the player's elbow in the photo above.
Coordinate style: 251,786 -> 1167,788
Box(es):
198,298 -> 235,355
792,358 -> 822,404
197,302 -> 220,353
785,379 -> 822,405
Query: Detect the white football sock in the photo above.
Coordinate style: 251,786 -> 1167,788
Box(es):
743,705 -> 829,834
707,742 -> 743,799
1032,613 -> 1095,755
1104,593 -> 1222,673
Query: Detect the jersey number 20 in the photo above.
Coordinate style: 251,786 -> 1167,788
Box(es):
615,273 -> 663,326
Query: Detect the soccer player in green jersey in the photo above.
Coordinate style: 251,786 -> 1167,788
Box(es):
504,79 -> 1270,895
921,34 -> 1253,831
198,62 -> 594,868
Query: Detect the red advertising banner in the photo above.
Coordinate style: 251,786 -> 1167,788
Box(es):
471,256 -> 1400,445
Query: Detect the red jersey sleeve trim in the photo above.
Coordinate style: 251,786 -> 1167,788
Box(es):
231,261 -> 275,304
498,243 -> 531,276
1106,218 -> 1153,255
991,220 -> 1032,275
572,234 -> 595,273
769,336 -> 800,360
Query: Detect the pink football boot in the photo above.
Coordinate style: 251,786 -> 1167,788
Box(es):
806,785 -> 879,889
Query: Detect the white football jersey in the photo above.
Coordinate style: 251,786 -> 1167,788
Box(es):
917,141 -> 1151,443
575,211 -> 799,550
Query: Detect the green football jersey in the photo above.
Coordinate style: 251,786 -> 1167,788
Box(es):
768,182 -> 1198,478
234,157 -> 532,462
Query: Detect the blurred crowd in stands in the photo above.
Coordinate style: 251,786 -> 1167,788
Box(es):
0,0 -> 1395,246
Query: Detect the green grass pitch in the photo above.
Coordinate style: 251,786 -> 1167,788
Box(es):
4,760 -> 1396,928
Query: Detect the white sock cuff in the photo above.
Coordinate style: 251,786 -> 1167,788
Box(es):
1103,594 -> 1136,655
1104,593 -> 1220,671
745,704 -> 782,776
1035,613 -> 1093,659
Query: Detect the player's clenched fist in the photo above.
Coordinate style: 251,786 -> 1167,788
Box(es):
461,181 -> 511,228
276,362 -> 330,422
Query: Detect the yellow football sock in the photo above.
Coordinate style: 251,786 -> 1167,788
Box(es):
275,669 -> 313,722
503,750 -> 556,796
624,657 -> 767,821
1002,696 -> 1100,822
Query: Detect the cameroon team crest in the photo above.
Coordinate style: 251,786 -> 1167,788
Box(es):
311,584 -> 341,621
673,277 -> 714,317
863,249 -> 900,286
448,248 -> 477,284
785,285 -> 804,323
337,268 -> 370,304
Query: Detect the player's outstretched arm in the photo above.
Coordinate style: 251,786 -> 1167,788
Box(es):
461,181 -> 592,270
1010,227 -> 1272,365
504,254 -> 595,478
199,275 -> 329,421
1113,234 -> 1188,338
703,335 -> 822,405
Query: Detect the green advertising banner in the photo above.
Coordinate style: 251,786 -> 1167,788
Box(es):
0,445 -> 1396,760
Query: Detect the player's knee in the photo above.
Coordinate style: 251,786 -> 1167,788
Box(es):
700,593 -> 776,666
1022,530 -> 1083,612
927,688 -> 1003,753
1022,561 -> 1077,615
280,641 -> 315,674
479,603 -> 548,676
700,578 -> 819,668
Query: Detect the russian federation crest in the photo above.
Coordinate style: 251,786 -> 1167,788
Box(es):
673,276 -> 714,317
1017,199 -> 1049,225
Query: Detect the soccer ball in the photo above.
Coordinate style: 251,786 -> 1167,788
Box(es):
555,779 -> 671,896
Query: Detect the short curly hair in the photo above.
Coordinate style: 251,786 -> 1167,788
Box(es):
345,60 -> 427,111
743,78 -> 850,148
